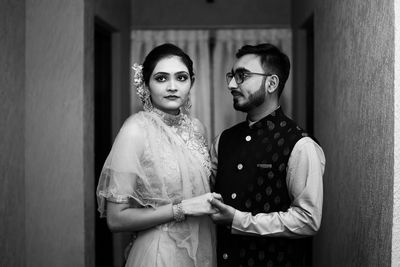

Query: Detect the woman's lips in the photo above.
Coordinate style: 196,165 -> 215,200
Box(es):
164,95 -> 180,100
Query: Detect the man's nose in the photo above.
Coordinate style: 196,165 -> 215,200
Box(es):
228,77 -> 238,90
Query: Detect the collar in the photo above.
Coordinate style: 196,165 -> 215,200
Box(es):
247,105 -> 281,128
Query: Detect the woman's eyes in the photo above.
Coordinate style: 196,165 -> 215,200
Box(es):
176,74 -> 189,81
154,75 -> 167,82
154,74 -> 189,82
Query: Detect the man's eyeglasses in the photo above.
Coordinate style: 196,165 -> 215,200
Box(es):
226,71 -> 271,85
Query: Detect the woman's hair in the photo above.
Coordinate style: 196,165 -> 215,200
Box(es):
142,43 -> 195,85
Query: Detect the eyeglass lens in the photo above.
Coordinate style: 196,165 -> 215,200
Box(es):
226,71 -> 245,84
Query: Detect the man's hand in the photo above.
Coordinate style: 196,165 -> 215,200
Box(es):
181,193 -> 223,216
209,198 -> 236,225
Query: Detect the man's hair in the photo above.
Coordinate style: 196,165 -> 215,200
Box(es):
236,43 -> 290,97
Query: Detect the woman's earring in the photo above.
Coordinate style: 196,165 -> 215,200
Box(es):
142,87 -> 153,112
182,94 -> 192,113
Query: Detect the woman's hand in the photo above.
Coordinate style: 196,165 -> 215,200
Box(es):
181,192 -> 223,216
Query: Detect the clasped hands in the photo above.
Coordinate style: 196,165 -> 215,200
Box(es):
181,192 -> 221,216
182,192 -> 236,225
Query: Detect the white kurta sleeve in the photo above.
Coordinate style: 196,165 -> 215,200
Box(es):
231,137 -> 325,237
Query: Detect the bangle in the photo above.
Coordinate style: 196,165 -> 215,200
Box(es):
172,202 -> 185,222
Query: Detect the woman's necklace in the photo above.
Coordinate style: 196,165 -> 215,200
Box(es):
151,108 -> 185,127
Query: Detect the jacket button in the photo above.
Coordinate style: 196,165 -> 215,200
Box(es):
245,135 -> 251,141
237,164 -> 243,170
231,193 -> 237,199
222,253 -> 228,260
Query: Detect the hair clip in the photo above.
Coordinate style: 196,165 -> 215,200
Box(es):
132,63 -> 147,103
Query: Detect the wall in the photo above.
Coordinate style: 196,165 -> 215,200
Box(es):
0,1 -> 25,267
292,0 -> 394,266
131,0 -> 291,28
394,1 -> 400,265
25,0 -> 92,266
95,0 -> 131,135
84,2 -> 95,266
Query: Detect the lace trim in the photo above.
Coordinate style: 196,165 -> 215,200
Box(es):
98,190 -> 130,204
149,108 -> 211,175
169,117 -> 211,176
183,124 -> 211,174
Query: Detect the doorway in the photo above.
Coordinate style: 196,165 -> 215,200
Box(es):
94,18 -> 114,267
303,15 -> 314,136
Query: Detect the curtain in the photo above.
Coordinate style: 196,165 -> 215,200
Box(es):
130,29 -> 292,142
130,30 -> 213,142
212,29 -> 292,139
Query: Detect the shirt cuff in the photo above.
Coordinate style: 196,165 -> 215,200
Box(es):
231,209 -> 248,234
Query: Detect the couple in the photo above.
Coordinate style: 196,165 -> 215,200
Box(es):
97,43 -> 325,267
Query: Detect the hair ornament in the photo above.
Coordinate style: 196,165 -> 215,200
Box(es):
132,63 -> 145,100
132,63 -> 153,111
132,63 -> 143,84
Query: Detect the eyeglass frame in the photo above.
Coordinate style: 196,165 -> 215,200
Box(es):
226,70 -> 272,85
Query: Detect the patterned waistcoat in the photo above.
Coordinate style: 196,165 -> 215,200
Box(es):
215,108 -> 311,267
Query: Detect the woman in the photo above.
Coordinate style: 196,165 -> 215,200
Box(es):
96,43 -> 217,267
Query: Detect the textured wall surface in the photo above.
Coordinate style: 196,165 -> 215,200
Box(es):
393,0 -> 400,264
313,1 -> 394,266
25,1 -> 87,266
131,0 -> 291,28
84,2 -> 95,266
0,1 -> 25,267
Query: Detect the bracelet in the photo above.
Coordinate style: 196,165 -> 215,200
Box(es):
172,202 -> 186,222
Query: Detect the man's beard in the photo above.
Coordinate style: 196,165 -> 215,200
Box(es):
233,83 -> 266,112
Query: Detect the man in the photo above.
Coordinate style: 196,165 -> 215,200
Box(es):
209,43 -> 325,267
